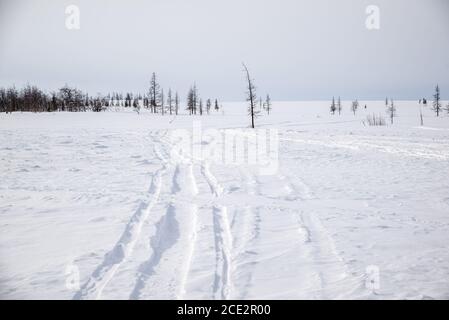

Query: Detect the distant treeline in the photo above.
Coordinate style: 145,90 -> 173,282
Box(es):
0,73 -> 221,115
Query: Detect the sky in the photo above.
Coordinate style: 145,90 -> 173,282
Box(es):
0,0 -> 448,101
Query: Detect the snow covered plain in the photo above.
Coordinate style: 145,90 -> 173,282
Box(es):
1,101 -> 449,300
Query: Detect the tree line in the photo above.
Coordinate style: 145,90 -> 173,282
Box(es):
328,85 -> 448,124
0,72 -> 224,115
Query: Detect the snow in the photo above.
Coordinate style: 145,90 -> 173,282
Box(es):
1,101 -> 449,300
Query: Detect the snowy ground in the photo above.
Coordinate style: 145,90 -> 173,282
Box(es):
1,101 -> 449,300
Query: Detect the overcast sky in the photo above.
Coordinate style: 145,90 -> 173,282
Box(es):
0,0 -> 448,100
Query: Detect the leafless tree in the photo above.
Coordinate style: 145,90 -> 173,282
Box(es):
265,94 -> 272,115
206,98 -> 211,114
149,72 -> 160,113
386,98 -> 396,124
175,91 -> 179,115
214,98 -> 219,112
433,84 -> 442,117
351,99 -> 359,116
330,96 -> 336,115
337,96 -> 342,115
242,63 -> 258,128
160,88 -> 165,115
167,88 -> 173,115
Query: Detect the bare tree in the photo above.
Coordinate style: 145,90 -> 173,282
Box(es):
187,87 -> 195,115
149,72 -> 160,113
337,96 -> 342,115
214,98 -> 219,112
160,88 -> 165,115
433,84 -> 442,117
125,92 -> 132,107
206,98 -> 211,114
58,85 -> 83,112
175,91 -> 179,115
199,98 -> 203,115
330,97 -> 336,115
242,63 -> 258,128
192,84 -> 198,115
386,98 -> 396,124
0,88 -> 7,113
351,99 -> 359,116
133,97 -> 140,114
265,94 -> 272,115
167,88 -> 173,115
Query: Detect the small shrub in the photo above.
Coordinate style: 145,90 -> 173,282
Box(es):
365,113 -> 386,126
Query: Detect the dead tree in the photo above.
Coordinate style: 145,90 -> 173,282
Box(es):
175,91 -> 179,115
242,63 -> 258,128
214,99 -> 219,112
330,97 -> 336,115
160,88 -> 165,115
149,72 -> 160,113
337,96 -> 342,115
433,84 -> 442,117
206,99 -> 211,114
265,94 -> 272,115
351,99 -> 359,116
167,88 -> 173,115
386,98 -> 396,124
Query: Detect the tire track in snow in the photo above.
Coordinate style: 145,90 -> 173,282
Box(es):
73,133 -> 168,300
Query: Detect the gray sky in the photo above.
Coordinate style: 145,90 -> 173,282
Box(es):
0,0 -> 448,100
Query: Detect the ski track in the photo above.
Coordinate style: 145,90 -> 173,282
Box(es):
229,168 -> 262,299
73,132 -> 168,300
201,162 -> 224,197
75,129 -> 365,300
129,133 -> 201,300
212,205 -> 233,300
177,204 -> 198,299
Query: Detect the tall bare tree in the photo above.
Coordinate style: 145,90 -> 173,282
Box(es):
149,72 -> 160,113
337,96 -> 342,115
386,98 -> 396,124
167,88 -> 173,115
214,98 -> 219,112
206,98 -> 211,114
175,91 -> 179,115
433,84 -> 442,117
330,96 -> 336,115
242,63 -> 258,128
351,99 -> 359,116
160,88 -> 165,115
265,94 -> 272,115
